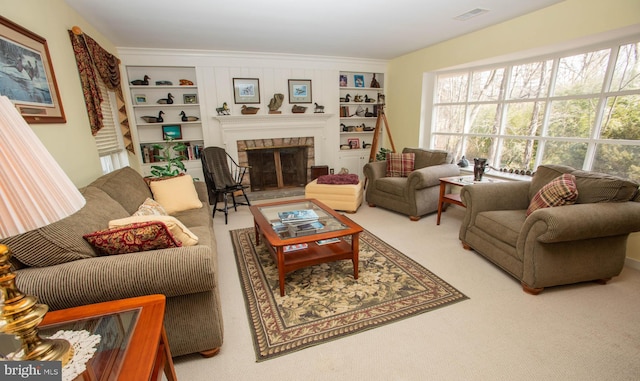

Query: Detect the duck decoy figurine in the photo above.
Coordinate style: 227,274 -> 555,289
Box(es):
216,102 -> 230,115
157,93 -> 174,104
130,75 -> 150,86
180,111 -> 199,122
291,105 -> 307,113
241,105 -> 260,115
141,110 -> 164,123
339,94 -> 351,103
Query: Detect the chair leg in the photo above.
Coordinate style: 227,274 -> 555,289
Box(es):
242,189 -> 251,206
223,193 -> 229,224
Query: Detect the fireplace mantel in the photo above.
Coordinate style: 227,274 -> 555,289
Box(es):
213,113 -> 333,129
213,113 -> 334,165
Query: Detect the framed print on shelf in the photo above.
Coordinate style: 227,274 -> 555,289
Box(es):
354,74 -> 365,88
0,16 -> 65,123
162,124 -> 182,140
339,74 -> 348,87
233,78 -> 260,104
183,94 -> 197,104
134,94 -> 147,105
347,138 -> 360,149
288,79 -> 312,103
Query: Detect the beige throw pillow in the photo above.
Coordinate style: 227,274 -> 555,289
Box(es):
133,198 -> 168,216
109,215 -> 199,246
148,175 -> 203,214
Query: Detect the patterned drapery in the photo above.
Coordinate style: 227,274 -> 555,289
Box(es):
68,30 -> 134,153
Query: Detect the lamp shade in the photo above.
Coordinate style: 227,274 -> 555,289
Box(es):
0,96 -> 85,238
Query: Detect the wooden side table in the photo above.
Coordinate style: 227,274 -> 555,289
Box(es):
40,294 -> 177,381
437,175 -> 503,225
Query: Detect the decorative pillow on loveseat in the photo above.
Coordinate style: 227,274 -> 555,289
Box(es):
133,198 -> 168,216
83,221 -> 182,256
386,153 -> 415,177
527,173 -> 578,216
109,215 -> 198,246
148,175 -> 203,214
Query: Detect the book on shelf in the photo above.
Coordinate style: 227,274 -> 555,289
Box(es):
278,209 -> 319,223
316,238 -> 340,245
283,243 -> 308,253
288,220 -> 324,237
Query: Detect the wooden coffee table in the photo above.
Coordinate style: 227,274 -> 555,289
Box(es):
250,198 -> 363,296
437,175 -> 504,225
39,294 -> 177,381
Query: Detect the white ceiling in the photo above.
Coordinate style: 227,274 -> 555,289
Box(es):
64,0 -> 563,60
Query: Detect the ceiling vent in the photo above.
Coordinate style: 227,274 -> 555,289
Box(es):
454,8 -> 490,21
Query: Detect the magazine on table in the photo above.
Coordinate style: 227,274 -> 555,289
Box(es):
288,220 -> 325,237
316,238 -> 340,245
278,209 -> 319,223
283,243 -> 308,252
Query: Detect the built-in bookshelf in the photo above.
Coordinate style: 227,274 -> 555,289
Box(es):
338,71 -> 384,178
126,65 -> 204,179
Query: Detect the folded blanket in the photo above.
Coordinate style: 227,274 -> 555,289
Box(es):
316,174 -> 359,185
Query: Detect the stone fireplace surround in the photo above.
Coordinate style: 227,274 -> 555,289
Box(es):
213,114 -> 332,192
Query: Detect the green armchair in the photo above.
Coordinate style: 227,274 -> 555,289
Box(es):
363,148 -> 460,220
459,164 -> 640,294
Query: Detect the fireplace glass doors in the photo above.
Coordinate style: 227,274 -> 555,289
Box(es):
246,146 -> 308,191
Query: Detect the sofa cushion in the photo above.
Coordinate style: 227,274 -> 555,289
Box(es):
527,174 -> 578,216
0,187 -> 130,267
571,170 -> 638,203
475,210 -> 528,248
529,164 -> 638,204
87,166 -> 152,215
109,215 -> 198,246
133,198 -> 168,216
375,177 -> 408,197
84,221 -> 181,256
386,153 -> 415,177
149,175 -> 203,214
402,148 -> 452,169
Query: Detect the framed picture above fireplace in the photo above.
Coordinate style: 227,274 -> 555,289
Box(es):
288,79 -> 312,103
233,78 -> 260,104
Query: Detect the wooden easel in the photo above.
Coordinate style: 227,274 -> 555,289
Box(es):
368,104 -> 396,163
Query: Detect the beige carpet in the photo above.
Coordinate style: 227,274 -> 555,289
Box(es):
230,226 -> 467,361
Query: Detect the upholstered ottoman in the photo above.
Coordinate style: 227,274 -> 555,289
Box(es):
304,174 -> 363,213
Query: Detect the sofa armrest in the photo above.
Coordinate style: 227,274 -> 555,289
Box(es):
15,245 -> 217,311
194,180 -> 208,203
407,164 -> 460,190
519,201 -> 640,246
363,161 -> 387,181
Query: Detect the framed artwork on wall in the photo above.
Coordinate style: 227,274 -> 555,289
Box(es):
162,124 -> 182,140
354,74 -> 365,88
288,79 -> 312,103
233,78 -> 260,104
0,16 -> 66,123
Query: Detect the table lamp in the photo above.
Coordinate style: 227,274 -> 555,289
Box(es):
0,95 -> 86,365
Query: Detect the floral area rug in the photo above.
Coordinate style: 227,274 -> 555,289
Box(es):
230,227 -> 468,361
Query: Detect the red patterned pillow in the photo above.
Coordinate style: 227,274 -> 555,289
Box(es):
527,173 -> 578,216
83,221 -> 182,256
386,153 -> 415,177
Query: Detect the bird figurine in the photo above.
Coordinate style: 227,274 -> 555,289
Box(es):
268,93 -> 284,114
370,74 -> 381,88
340,94 -> 351,103
179,79 -> 194,86
130,75 -> 150,86
241,105 -> 260,114
291,105 -> 307,113
141,110 -> 164,123
180,111 -> 199,122
314,103 -> 325,113
364,94 -> 376,103
157,93 -> 174,104
216,102 -> 230,115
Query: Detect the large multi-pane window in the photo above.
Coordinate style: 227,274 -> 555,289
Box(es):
430,37 -> 640,182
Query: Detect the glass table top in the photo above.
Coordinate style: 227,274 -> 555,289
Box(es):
256,200 -> 349,240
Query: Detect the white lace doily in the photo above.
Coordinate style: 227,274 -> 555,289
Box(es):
7,330 -> 101,381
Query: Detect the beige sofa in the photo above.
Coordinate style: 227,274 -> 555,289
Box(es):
363,148 -> 460,220
459,164 -> 640,294
1,167 -> 223,357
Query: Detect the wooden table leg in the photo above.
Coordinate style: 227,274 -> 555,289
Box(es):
352,232 -> 360,279
277,247 -> 286,296
437,181 -> 446,225
161,328 -> 177,381
254,219 -> 260,245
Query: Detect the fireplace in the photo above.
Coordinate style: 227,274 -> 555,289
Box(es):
237,137 -> 314,191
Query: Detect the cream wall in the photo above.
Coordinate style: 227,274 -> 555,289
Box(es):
0,0 -> 129,186
385,0 -> 640,263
